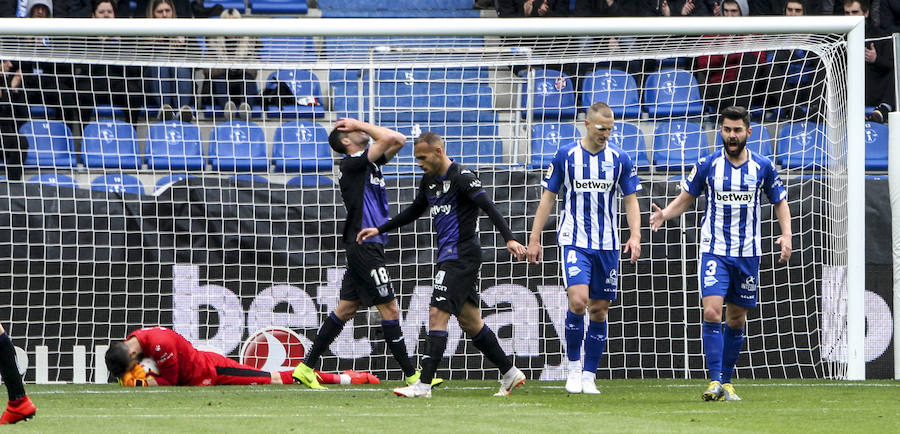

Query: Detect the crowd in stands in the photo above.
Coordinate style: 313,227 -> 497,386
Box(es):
0,0 -> 892,183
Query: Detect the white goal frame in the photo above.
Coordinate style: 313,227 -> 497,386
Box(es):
0,15 -> 867,380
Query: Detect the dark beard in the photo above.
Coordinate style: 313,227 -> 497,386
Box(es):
723,138 -> 747,158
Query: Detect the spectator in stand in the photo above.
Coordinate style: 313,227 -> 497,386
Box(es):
14,0 -> 78,126
117,0 -> 221,17
763,0 -> 826,120
656,0 -> 713,16
143,0 -> 196,123
55,0 -> 93,17
573,0 -> 656,16
0,59 -> 28,180
696,0 -> 768,115
881,0 -> 900,38
201,8 -> 259,121
844,0 -> 895,123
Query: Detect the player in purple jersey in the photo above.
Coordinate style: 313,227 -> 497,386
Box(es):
649,106 -> 793,401
526,102 -> 642,394
292,118 -> 442,390
359,132 -> 528,398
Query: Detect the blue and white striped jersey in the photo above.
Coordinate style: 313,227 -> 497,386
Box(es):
542,140 -> 642,251
681,149 -> 787,257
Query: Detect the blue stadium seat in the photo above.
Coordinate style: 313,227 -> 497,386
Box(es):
775,122 -> 827,169
20,120 -> 77,168
748,122 -> 774,159
259,36 -> 316,63
529,123 -> 581,169
208,120 -> 269,172
251,0 -> 308,14
206,0 -> 246,13
272,121 -> 332,172
155,174 -> 195,191
91,173 -> 145,195
93,105 -> 127,119
330,69 -> 368,119
27,174 -> 78,189
652,121 -> 709,170
230,174 -> 268,184
608,122 -> 651,171
264,69 -> 325,118
865,121 -> 889,171
581,69 -> 642,119
287,174 -> 335,186
381,122 -> 502,174
146,121 -> 205,170
376,72 -> 494,122
643,69 -> 705,118
82,120 -> 141,169
520,69 -> 577,120
28,105 -> 58,118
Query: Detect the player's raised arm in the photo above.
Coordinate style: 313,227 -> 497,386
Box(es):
357,187 -> 429,243
649,190 -> 697,232
527,189 -> 557,264
622,193 -> 641,264
334,117 -> 406,163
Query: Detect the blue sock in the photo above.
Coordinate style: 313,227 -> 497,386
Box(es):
582,320 -> 607,374
702,321 -> 723,383
721,324 -> 745,383
564,310 -> 585,362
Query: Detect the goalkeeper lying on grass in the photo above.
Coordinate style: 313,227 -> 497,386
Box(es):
106,326 -> 379,387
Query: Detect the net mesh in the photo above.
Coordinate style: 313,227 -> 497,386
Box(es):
0,29 -> 854,382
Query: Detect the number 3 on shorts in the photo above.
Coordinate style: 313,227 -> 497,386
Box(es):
705,260 -> 717,276
370,267 -> 390,286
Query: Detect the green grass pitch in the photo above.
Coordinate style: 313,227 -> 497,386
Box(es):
13,379 -> 900,432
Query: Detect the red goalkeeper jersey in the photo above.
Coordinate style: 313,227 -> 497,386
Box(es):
127,327 -> 208,386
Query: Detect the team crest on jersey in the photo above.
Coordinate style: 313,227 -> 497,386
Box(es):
601,161 -> 614,171
744,174 -> 757,185
443,181 -> 451,193
568,266 -> 582,277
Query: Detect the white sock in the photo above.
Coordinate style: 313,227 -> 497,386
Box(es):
568,360 -> 582,374
581,371 -> 596,382
339,374 -> 351,385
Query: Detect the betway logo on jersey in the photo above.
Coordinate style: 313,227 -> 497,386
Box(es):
431,204 -> 452,216
369,174 -> 385,188
573,178 -> 614,193
714,190 -> 756,205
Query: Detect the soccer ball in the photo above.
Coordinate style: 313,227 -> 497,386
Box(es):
139,357 -> 159,376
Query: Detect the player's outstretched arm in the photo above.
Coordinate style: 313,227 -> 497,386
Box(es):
649,190 -> 696,232
471,191 -> 525,260
526,190 -> 557,264
774,199 -> 793,263
357,189 -> 429,243
334,118 -> 406,163
623,193 -> 641,264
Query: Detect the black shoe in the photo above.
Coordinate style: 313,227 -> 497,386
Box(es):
867,103 -> 890,123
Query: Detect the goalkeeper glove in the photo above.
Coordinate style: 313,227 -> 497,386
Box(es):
119,364 -> 148,387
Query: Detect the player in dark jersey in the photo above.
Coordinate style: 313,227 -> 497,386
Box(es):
358,132 -> 528,398
291,118 -> 439,390
104,327 -> 378,386
0,324 -> 35,424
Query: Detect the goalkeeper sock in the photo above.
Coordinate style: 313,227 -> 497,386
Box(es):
720,324 -> 745,383
304,312 -> 345,368
471,325 -> 513,374
582,320 -> 607,374
702,321 -> 723,383
279,371 -> 293,384
420,330 -> 448,385
315,372 -> 341,384
0,332 -> 25,401
565,310 -> 585,362
381,319 -> 416,378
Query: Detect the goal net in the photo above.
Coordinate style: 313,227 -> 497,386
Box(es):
0,17 -> 864,383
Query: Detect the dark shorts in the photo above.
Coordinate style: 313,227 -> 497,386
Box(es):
340,241 -> 396,307
430,259 -> 481,316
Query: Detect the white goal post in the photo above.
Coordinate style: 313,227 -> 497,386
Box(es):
0,16 -> 865,382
